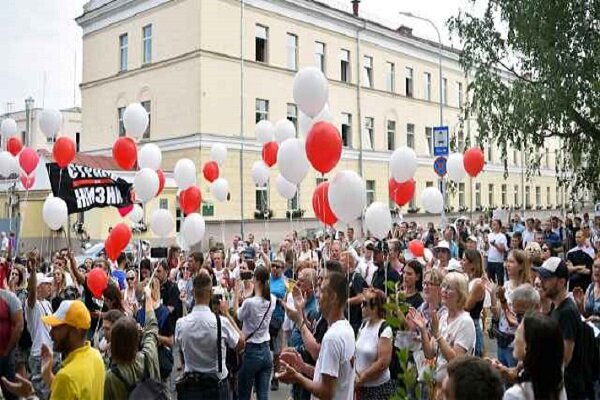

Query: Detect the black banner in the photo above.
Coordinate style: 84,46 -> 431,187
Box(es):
46,163 -> 133,214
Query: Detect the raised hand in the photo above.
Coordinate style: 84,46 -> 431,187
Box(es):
430,309 -> 440,338
41,343 -> 54,386
1,374 -> 34,398
275,360 -> 300,384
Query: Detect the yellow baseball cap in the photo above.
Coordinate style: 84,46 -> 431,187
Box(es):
42,300 -> 91,330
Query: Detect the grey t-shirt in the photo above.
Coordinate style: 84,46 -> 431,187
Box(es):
0,289 -> 23,353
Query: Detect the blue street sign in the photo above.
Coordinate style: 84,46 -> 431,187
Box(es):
434,156 -> 447,177
433,126 -> 449,156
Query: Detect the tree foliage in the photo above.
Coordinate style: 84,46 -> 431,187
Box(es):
448,0 -> 600,199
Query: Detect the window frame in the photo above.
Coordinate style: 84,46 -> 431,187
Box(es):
406,123 -> 415,149
119,33 -> 128,72
341,112 -> 352,148
363,56 -> 373,88
255,98 -> 269,123
315,41 -> 326,74
255,24 -> 269,63
340,49 -> 350,83
405,67 -> 414,97
386,119 -> 396,151
286,33 -> 298,71
142,24 -> 152,64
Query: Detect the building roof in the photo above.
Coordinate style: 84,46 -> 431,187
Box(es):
38,149 -> 130,171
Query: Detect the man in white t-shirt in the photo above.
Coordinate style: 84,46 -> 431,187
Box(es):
277,272 -> 355,400
487,219 -> 507,286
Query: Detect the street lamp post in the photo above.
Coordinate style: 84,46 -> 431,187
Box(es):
399,12 -> 445,225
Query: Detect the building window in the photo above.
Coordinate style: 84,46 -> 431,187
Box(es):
525,186 -> 531,207
514,185 -> 519,206
424,72 -> 431,101
488,184 -> 494,207
501,184 -> 507,205
535,186 -> 541,205
556,186 -> 560,206
340,49 -> 350,82
457,130 -> 465,152
459,183 -> 465,208
288,193 -> 299,210
75,132 -> 80,151
546,187 -> 551,206
386,120 -> 396,151
142,24 -> 152,64
425,127 -> 433,156
385,62 -> 395,92
119,33 -> 128,71
513,149 -> 519,166
21,131 -> 26,147
255,185 -> 268,212
405,67 -> 414,97
316,177 -> 327,186
456,81 -> 463,108
442,77 -> 448,105
315,41 -> 326,74
475,183 -> 481,208
363,56 -> 373,88
366,180 -> 375,205
406,123 -> 415,149
255,99 -> 269,123
487,143 -> 493,162
426,181 -> 434,188
255,25 -> 268,62
545,148 -> 550,168
364,117 -> 374,150
159,199 -> 168,209
341,113 -> 352,147
286,33 -> 298,70
140,100 -> 151,139
287,103 -> 298,133
117,107 -> 126,137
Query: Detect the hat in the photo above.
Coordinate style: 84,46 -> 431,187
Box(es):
434,240 -> 451,251
447,259 -> 463,273
42,300 -> 91,330
366,239 -> 388,253
36,273 -> 53,286
532,257 -> 569,280
467,235 -> 478,242
242,246 -> 256,260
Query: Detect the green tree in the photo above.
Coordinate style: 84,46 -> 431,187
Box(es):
448,0 -> 600,198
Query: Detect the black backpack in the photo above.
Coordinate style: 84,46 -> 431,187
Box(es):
111,353 -> 169,400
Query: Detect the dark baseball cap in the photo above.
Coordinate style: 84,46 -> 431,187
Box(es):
532,257 -> 569,280
366,239 -> 388,253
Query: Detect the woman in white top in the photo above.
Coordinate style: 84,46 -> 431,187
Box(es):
122,269 -> 139,317
235,265 -> 276,400
407,271 -> 475,388
503,312 -> 567,400
298,238 -> 317,267
355,288 -> 396,399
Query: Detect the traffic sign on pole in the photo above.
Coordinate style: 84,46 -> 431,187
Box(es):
434,156 -> 447,177
433,126 -> 449,156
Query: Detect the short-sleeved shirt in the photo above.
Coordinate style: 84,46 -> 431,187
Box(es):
487,232 -> 507,263
356,320 -> 393,386
237,295 -> 275,344
175,305 -> 240,380
0,289 -> 22,354
26,299 -> 53,357
372,264 -> 401,293
50,342 -> 105,400
312,319 -> 355,400
435,311 -> 475,382
269,275 -> 287,323
566,248 -> 594,290
160,280 -> 182,334
291,294 -> 319,350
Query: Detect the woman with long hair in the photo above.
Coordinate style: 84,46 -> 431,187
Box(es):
462,249 -> 486,356
355,288 -> 396,398
103,282 -> 127,314
50,266 -> 68,311
235,265 -> 276,400
504,313 -> 566,400
402,260 -> 424,309
122,269 -> 139,317
574,258 -> 600,329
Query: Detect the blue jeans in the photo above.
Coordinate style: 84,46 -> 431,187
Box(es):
474,319 -> 484,357
0,349 -> 17,400
237,342 -> 272,400
497,345 -> 517,368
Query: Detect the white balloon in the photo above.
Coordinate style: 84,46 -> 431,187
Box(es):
150,209 -> 175,237
390,146 -> 418,183
211,178 -> 229,202
277,138 -> 309,185
128,204 -> 144,223
181,213 -> 206,247
134,168 -> 159,203
364,202 -> 392,239
42,196 -> 68,231
39,109 -> 63,139
275,174 -> 297,200
0,119 -> 17,137
255,120 -> 275,144
421,187 -> 444,214
298,111 -> 313,137
138,143 -> 162,171
446,153 -> 466,182
0,151 -> 15,177
274,119 -> 296,144
210,144 -> 228,166
328,170 -> 366,224
313,103 -> 333,123
174,158 -> 197,190
251,161 -> 270,186
123,103 -> 149,139
293,67 -> 329,118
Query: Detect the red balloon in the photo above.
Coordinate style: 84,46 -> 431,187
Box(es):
388,178 -> 416,206
463,147 -> 485,177
53,137 -> 76,168
408,239 -> 425,257
305,122 -> 342,174
87,267 -> 109,298
109,222 -> 131,254
104,237 -> 119,262
112,137 -> 137,170
18,148 -> 39,175
6,137 -> 22,157
20,174 -> 35,190
202,161 -> 219,183
262,141 -> 279,167
118,204 -> 133,217
156,169 -> 165,196
312,182 -> 337,226
179,186 -> 202,215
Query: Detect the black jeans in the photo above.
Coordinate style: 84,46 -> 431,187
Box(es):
486,261 -> 505,286
176,373 -> 229,400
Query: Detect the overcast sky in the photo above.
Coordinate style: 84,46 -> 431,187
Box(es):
0,0 -> 473,114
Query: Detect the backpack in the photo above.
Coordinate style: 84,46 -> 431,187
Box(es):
111,353 -> 169,400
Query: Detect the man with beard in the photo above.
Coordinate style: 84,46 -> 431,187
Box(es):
1,300 -> 105,399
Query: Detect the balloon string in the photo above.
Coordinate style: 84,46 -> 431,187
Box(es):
17,189 -> 30,256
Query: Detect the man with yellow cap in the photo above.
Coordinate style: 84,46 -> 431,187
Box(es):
1,300 -> 105,400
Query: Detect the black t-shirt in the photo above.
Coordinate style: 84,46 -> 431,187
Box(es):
404,292 -> 424,309
372,263 -> 401,293
550,297 -> 586,398
348,271 -> 368,332
160,280 -> 182,334
83,280 -> 102,333
566,249 -> 594,290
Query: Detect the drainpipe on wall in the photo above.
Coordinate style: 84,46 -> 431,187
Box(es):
239,0 -> 246,238
356,21 -> 366,179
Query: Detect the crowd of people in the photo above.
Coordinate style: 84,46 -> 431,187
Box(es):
0,210 -> 599,399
